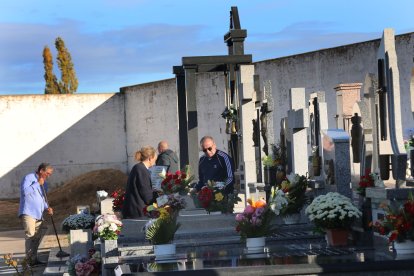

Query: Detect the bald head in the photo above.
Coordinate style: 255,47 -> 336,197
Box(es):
157,140 -> 169,153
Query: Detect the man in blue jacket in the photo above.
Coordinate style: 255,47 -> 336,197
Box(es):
19,163 -> 54,265
195,136 -> 235,194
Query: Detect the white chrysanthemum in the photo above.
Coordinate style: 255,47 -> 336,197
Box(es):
109,223 -> 118,231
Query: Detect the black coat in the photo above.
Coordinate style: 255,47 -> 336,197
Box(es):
156,149 -> 179,173
122,162 -> 155,219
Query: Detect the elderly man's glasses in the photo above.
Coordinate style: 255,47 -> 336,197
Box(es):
202,147 -> 213,153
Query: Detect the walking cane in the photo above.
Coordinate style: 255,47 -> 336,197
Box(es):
40,184 -> 70,258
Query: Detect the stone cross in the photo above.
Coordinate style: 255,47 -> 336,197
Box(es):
287,88 -> 309,175
376,28 -> 407,183
308,91 -> 328,178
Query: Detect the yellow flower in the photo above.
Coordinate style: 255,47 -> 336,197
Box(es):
158,208 -> 170,220
215,192 -> 224,202
281,180 -> 290,191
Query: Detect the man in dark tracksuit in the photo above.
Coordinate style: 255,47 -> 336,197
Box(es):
195,136 -> 235,194
156,140 -> 179,173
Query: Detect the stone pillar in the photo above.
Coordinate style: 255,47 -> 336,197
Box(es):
335,83 -> 362,132
238,65 -> 256,198
184,66 -> 199,180
287,88 -> 309,175
322,129 -> 352,198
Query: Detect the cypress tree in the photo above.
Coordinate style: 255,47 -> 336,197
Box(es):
55,37 -> 78,94
42,46 -> 60,94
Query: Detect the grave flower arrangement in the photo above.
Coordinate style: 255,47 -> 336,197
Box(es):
267,186 -> 288,216
110,189 -> 125,212
305,192 -> 361,232
235,198 -> 274,240
159,165 -> 194,195
143,194 -> 186,245
61,213 -> 96,233
93,214 -> 123,240
279,173 -> 308,216
67,248 -> 101,276
195,180 -> 242,214
373,193 -> 414,243
357,170 -> 383,197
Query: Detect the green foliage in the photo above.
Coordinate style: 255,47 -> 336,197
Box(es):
145,217 -> 180,245
262,155 -> 275,167
280,174 -> 309,215
43,46 -> 60,94
55,37 -> 78,94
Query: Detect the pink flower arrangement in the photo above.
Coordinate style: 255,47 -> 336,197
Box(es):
235,198 -> 274,240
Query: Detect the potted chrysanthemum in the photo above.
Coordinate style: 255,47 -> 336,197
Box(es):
305,192 -> 361,246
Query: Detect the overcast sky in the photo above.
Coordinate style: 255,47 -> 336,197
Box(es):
0,0 -> 413,95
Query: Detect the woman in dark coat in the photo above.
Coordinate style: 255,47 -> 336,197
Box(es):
122,146 -> 157,219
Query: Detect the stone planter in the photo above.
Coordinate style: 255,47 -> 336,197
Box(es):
394,240 -> 414,255
246,237 -> 265,253
100,239 -> 118,257
283,213 -> 301,224
154,243 -> 176,258
325,229 -> 349,247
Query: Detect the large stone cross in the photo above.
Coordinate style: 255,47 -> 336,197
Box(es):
287,88 -> 309,175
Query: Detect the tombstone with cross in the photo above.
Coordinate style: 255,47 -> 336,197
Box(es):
286,88 -> 309,176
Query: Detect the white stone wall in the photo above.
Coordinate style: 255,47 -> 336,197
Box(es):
123,79 -> 180,171
122,73 -> 228,176
0,94 -> 127,198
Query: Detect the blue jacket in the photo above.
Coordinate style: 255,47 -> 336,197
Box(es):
196,149 -> 235,194
18,172 -> 49,220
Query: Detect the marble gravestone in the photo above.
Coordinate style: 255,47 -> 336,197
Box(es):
322,129 -> 352,199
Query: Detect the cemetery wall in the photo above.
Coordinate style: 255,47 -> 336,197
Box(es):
255,33 -> 414,141
1,32 -> 412,198
121,72 -> 228,173
0,93 -> 127,198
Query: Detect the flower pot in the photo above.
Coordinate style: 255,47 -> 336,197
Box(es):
154,243 -> 176,257
283,213 -> 301,224
325,229 -> 349,247
394,240 -> 414,255
246,237 -> 265,252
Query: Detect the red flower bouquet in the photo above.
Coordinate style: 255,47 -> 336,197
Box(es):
195,181 -> 241,214
110,189 -> 125,212
357,170 -> 375,197
160,166 -> 194,195
373,193 -> 414,243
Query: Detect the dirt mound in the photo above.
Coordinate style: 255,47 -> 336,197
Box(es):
0,169 -> 128,232
48,169 -> 128,223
